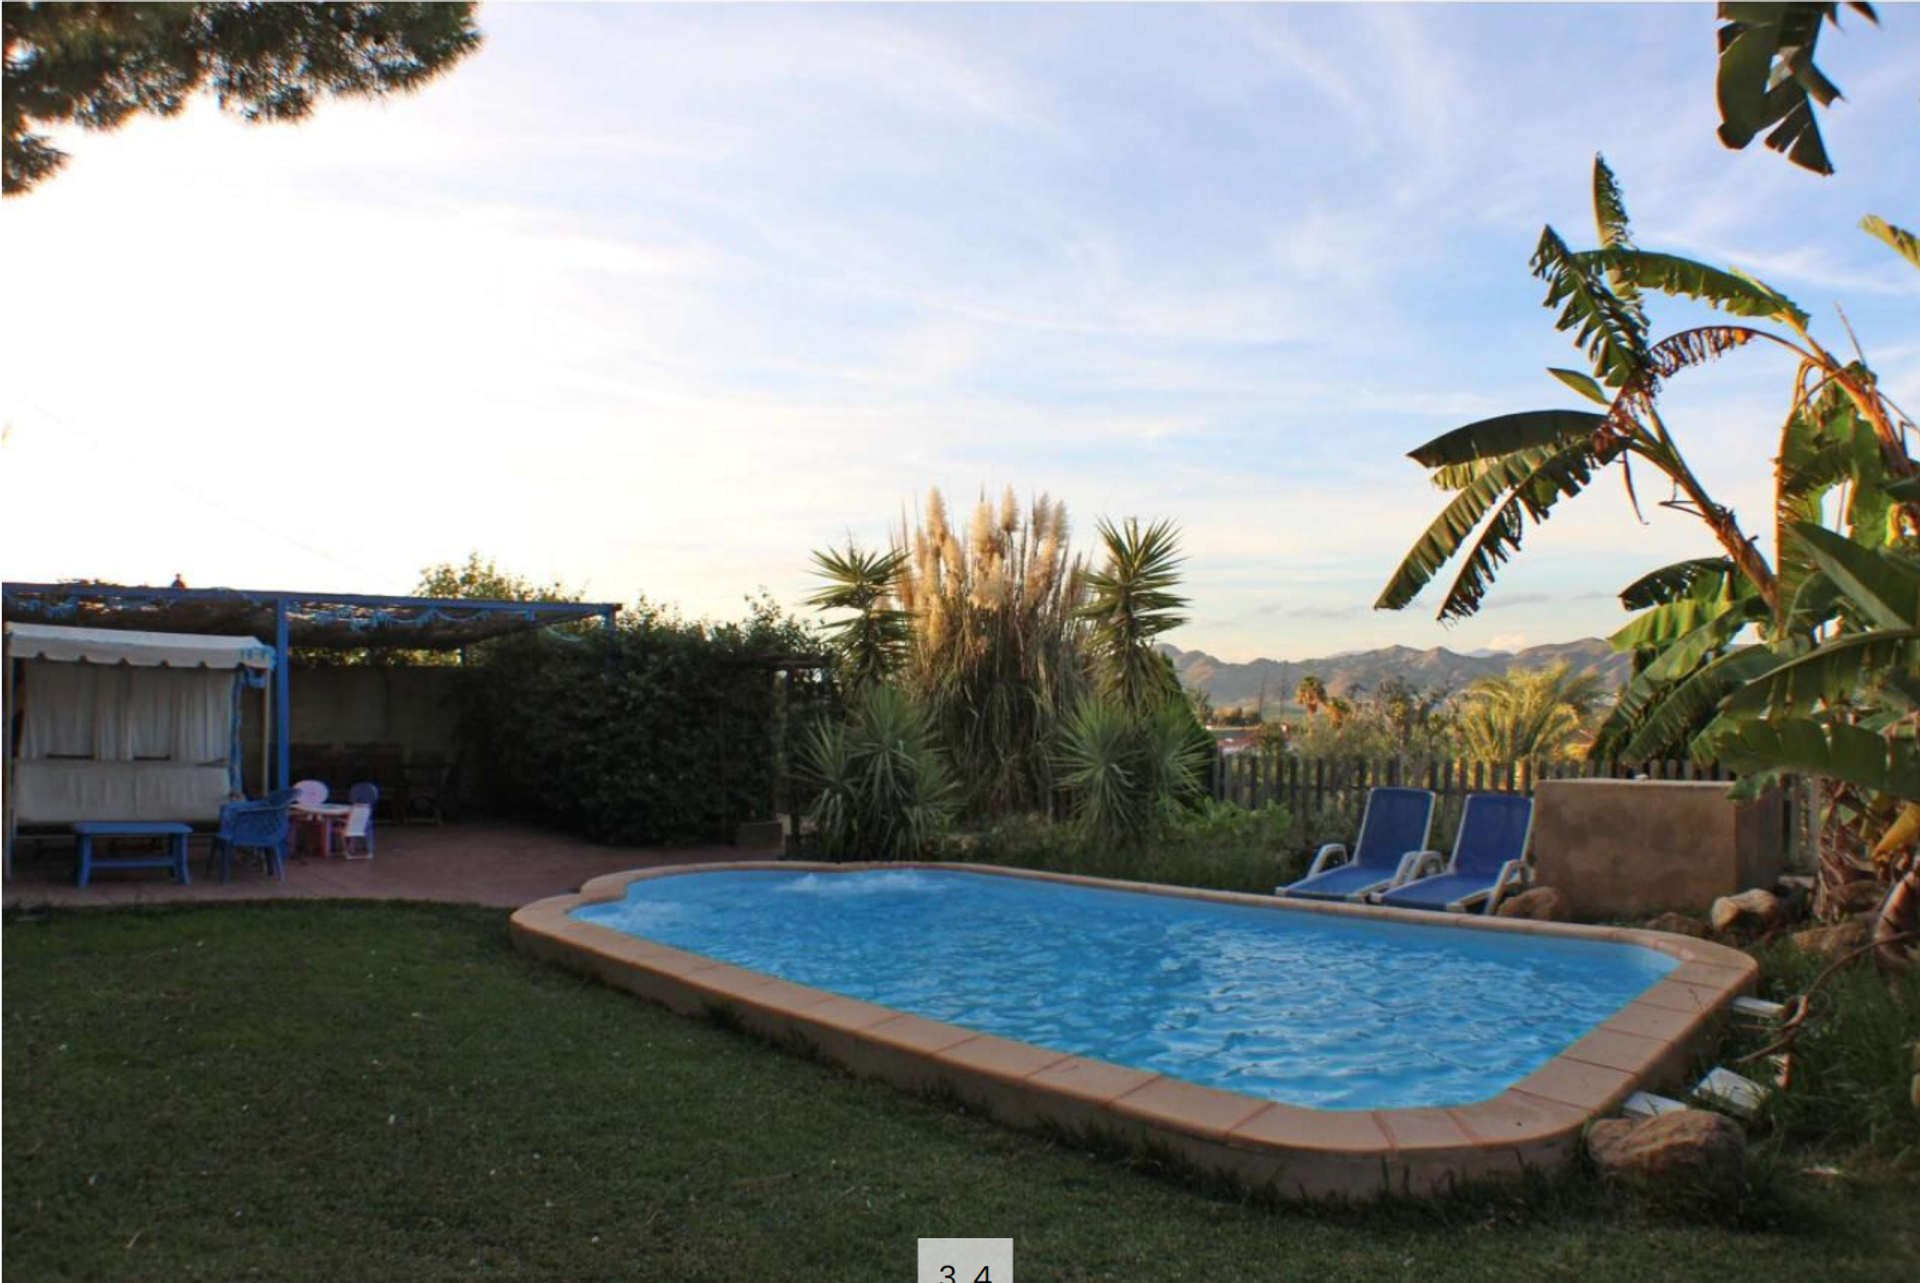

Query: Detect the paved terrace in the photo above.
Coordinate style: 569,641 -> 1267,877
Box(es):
3,821 -> 748,910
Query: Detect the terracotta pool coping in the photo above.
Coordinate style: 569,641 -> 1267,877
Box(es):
510,861 -> 1757,1200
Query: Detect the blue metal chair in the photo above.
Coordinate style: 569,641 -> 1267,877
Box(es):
1276,786 -> 1436,901
207,799 -> 293,884
1378,794 -> 1535,914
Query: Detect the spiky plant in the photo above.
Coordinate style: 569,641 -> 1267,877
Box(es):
1078,517 -> 1189,715
1057,698 -> 1208,847
807,544 -> 909,690
802,685 -> 957,861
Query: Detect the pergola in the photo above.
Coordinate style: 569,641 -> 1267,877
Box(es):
2,582 -> 620,791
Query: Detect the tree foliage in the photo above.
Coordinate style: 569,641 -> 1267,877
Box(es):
1453,663 -> 1607,764
4,2 -> 482,195
460,596 -> 818,845
1714,2 -> 1879,175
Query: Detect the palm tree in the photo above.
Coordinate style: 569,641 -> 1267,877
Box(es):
1077,517 -> 1188,715
1454,664 -> 1606,763
1295,674 -> 1327,717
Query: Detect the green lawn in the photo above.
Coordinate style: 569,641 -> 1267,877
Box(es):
5,901 -> 1915,1283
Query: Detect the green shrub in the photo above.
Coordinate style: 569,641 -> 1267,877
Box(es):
459,596 -> 820,845
956,800 -> 1302,895
803,686 -> 958,860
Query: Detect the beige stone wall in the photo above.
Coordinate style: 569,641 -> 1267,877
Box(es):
1531,779 -> 1785,918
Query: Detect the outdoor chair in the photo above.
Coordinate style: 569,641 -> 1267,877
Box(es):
339,782 -> 379,859
206,798 -> 293,883
1275,786 -> 1436,902
1376,793 -> 1534,915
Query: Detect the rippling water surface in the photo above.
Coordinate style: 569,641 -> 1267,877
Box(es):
573,869 -> 1674,1109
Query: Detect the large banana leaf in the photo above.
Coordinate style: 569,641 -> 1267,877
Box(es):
1618,558 -> 1735,610
1532,227 -> 1649,389
1715,3 -> 1879,176
1862,215 -> 1920,271
1376,442 -> 1591,612
1713,717 -> 1919,802
1424,443 -> 1601,622
1580,249 -> 1808,327
1608,577 -> 1754,652
1724,627 -> 1920,716
1789,522 -> 1920,629
1595,641 -> 1788,762
1407,409 -> 1604,474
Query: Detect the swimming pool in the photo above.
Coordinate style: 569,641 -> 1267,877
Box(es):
575,867 -> 1673,1110
514,862 -> 1756,1199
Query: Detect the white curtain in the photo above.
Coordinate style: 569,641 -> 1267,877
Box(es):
18,659 -> 233,765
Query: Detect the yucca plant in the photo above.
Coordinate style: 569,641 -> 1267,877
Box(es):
1057,698 -> 1208,847
807,544 -> 910,690
802,685 -> 958,861
1078,517 -> 1188,715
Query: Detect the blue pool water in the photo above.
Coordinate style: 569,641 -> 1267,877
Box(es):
573,869 -> 1676,1110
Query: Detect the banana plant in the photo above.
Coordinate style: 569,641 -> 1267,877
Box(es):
1378,156 -> 1916,631
1701,522 -> 1920,955
1377,158 -> 1918,938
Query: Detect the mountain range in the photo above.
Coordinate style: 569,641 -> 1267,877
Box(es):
1165,638 -> 1631,712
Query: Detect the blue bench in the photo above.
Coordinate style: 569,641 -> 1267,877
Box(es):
72,822 -> 193,888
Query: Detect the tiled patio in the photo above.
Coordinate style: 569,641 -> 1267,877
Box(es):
2,820 -> 756,910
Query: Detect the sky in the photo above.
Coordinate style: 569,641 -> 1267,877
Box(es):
3,2 -> 1916,662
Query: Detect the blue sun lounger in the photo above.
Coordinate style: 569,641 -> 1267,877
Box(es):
1275,786 -> 1436,902
1377,793 -> 1534,914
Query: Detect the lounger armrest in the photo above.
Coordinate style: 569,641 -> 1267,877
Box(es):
1306,843 -> 1349,878
1392,849 -> 1446,886
1483,859 -> 1533,915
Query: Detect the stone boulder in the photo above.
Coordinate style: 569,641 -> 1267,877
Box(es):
1789,916 -> 1874,960
1645,911 -> 1710,939
1587,1110 -> 1747,1191
1710,888 -> 1786,935
1496,886 -> 1570,922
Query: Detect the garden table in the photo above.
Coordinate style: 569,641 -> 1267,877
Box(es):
71,821 -> 192,888
292,802 -> 351,858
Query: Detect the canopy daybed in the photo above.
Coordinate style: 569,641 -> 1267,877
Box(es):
4,622 -> 274,826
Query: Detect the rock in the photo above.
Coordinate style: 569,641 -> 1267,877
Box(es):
1587,1110 -> 1747,1191
1496,886 -> 1570,922
1646,911 -> 1710,939
1710,888 -> 1785,935
1788,916 -> 1874,960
